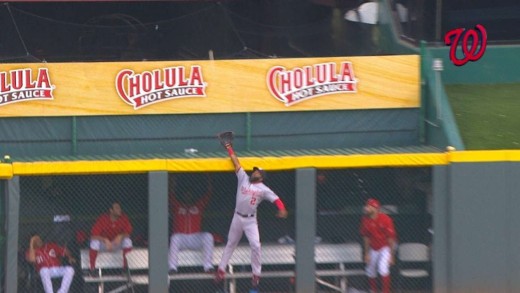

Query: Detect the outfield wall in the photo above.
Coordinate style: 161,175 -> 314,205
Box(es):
433,152 -> 520,293
2,150 -> 520,293
0,109 -> 421,159
0,54 -> 422,159
428,45 -> 520,84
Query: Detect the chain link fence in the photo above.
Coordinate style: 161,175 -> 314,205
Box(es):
15,166 -> 432,293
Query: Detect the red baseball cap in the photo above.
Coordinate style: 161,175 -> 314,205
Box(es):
366,198 -> 380,209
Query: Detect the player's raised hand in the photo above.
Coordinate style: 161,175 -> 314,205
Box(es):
217,131 -> 234,149
30,236 -> 38,248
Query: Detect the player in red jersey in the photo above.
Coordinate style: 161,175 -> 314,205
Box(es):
26,233 -> 75,293
360,198 -> 397,293
168,174 -> 215,274
88,201 -> 133,274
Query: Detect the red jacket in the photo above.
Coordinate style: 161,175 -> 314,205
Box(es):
26,243 -> 66,273
91,213 -> 132,241
360,213 -> 396,250
170,191 -> 211,234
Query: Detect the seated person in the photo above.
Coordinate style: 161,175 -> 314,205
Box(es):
168,174 -> 214,274
26,233 -> 75,293
88,201 -> 133,275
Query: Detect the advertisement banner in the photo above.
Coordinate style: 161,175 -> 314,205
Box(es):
0,55 -> 419,117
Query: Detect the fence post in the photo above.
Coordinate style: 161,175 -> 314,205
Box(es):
5,176 -> 20,293
148,171 -> 169,293
295,168 -> 316,293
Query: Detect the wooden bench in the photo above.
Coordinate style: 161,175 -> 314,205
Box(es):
81,242 -> 365,293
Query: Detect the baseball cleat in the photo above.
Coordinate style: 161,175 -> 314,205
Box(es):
252,274 -> 260,287
214,269 -> 226,282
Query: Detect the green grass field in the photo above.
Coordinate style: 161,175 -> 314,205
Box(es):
444,83 -> 520,150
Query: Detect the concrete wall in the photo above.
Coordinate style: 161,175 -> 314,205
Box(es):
433,162 -> 520,293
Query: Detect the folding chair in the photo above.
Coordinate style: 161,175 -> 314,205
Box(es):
396,242 -> 431,292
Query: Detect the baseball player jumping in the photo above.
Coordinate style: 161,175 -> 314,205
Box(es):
215,139 -> 288,291
360,198 -> 397,293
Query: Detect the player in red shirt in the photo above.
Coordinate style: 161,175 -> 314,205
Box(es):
360,198 -> 397,293
88,201 -> 133,274
26,233 -> 75,293
168,174 -> 215,274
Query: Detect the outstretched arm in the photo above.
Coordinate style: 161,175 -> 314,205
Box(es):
198,174 -> 213,208
225,143 -> 241,173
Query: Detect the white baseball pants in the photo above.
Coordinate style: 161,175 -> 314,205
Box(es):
169,232 -> 214,271
218,214 -> 261,275
366,246 -> 391,278
89,237 -> 132,251
39,266 -> 75,293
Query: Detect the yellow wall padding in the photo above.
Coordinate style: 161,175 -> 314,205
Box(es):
1,150 -> 519,177
0,164 -> 13,179
449,150 -> 520,163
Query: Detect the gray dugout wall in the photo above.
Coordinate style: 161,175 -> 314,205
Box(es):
0,109 -> 419,159
433,161 -> 520,293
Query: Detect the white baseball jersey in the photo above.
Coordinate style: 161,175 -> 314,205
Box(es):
235,168 -> 279,215
218,167 -> 280,276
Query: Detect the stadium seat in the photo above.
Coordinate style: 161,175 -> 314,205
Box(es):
396,242 -> 431,292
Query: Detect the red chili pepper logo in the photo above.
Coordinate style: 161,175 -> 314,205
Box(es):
444,24 -> 487,66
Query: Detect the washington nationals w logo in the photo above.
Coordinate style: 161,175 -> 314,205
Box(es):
444,24 -> 487,66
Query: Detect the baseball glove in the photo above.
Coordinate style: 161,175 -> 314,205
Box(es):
217,131 -> 234,148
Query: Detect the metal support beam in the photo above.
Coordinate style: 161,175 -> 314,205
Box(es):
5,176 -> 20,293
295,168 -> 316,293
148,172 -> 169,293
